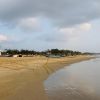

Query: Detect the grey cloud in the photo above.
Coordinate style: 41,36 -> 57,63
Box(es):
0,0 -> 100,27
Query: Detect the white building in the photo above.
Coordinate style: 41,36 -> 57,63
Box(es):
0,50 -> 2,56
13,55 -> 19,57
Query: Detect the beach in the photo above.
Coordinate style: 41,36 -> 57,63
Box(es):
0,55 -> 92,100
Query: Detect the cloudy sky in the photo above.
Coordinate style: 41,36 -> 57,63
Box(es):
0,0 -> 100,52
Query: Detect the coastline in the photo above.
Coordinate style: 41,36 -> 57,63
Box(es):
0,55 -> 94,100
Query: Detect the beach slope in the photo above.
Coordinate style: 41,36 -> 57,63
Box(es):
0,55 -> 92,100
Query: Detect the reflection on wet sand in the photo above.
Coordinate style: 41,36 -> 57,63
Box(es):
44,57 -> 100,100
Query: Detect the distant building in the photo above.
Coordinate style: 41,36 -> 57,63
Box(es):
0,50 -> 2,56
13,54 -> 22,57
0,52 -> 1,56
13,55 -> 18,57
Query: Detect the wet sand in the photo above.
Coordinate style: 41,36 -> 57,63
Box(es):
0,55 -> 92,100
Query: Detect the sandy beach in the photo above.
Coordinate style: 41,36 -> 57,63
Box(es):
0,55 -> 93,100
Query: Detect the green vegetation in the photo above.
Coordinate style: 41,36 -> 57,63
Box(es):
3,49 -> 82,57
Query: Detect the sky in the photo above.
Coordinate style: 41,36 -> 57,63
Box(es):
0,0 -> 100,52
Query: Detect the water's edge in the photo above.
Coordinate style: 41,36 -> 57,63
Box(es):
44,56 -> 98,100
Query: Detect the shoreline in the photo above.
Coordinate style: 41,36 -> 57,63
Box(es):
0,55 -> 94,100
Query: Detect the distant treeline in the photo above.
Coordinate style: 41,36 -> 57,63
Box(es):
2,49 -> 85,56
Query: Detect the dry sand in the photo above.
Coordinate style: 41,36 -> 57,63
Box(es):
0,55 -> 93,100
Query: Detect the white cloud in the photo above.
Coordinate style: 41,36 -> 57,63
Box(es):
58,23 -> 92,39
79,23 -> 92,31
0,34 -> 8,42
59,28 -> 74,34
40,23 -> 92,43
18,17 -> 40,32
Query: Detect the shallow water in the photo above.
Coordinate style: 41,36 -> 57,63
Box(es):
44,56 -> 100,100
